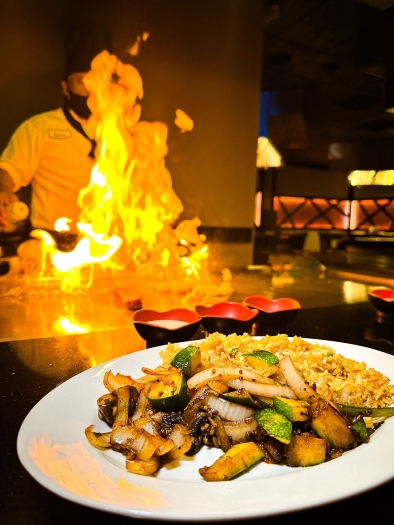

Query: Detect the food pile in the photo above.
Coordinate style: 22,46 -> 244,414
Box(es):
85,333 -> 394,481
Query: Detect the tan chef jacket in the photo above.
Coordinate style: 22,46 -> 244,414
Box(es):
0,108 -> 95,233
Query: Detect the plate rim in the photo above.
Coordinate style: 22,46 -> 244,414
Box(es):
16,336 -> 394,521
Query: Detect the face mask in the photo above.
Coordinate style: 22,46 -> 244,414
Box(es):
67,91 -> 91,120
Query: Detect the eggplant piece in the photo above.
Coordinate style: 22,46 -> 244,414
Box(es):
212,415 -> 232,452
263,436 -> 284,463
115,385 -> 136,424
97,393 -> 117,426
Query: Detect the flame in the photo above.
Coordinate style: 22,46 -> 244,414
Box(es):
28,50 -> 214,292
54,217 -> 71,232
175,109 -> 194,132
54,317 -> 89,334
128,32 -> 150,56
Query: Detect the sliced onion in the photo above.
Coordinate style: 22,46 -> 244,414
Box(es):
84,425 -> 112,450
227,379 -> 297,399
132,416 -> 175,456
279,356 -> 316,400
222,418 -> 258,443
125,455 -> 161,476
165,424 -> 194,460
111,423 -> 158,461
206,395 -> 256,421
187,366 -> 275,391
131,384 -> 150,421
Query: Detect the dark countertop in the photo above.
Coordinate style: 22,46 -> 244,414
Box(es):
2,265 -> 394,524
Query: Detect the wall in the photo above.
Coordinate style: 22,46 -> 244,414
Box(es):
0,0 -> 264,266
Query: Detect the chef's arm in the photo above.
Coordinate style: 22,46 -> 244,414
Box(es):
0,168 -> 18,226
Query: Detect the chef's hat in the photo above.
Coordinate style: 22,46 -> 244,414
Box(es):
64,21 -> 113,78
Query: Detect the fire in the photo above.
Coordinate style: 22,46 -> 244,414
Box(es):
28,50 -> 215,292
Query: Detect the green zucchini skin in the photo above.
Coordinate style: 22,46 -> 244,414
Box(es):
147,373 -> 190,411
170,345 -> 199,375
337,404 -> 394,419
254,408 -> 292,444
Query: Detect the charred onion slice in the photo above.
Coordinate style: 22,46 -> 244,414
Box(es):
222,417 -> 259,443
227,378 -> 297,399
111,422 -> 160,461
84,425 -> 112,450
187,367 -> 275,391
131,384 -> 151,421
279,356 -> 316,400
103,370 -> 143,394
164,424 -> 194,461
125,455 -> 161,476
206,395 -> 256,421
132,416 -> 175,456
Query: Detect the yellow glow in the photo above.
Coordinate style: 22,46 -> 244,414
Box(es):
348,170 -> 394,186
256,136 -> 282,168
28,50 -> 215,292
254,191 -> 262,227
54,218 -> 71,232
54,317 -> 89,334
29,437 -> 171,508
175,109 -> 194,132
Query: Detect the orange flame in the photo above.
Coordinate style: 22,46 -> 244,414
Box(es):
30,50 -> 212,291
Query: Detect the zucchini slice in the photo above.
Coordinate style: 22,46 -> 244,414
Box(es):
170,345 -> 203,376
285,432 -> 327,467
147,370 -> 189,411
337,403 -> 394,419
273,396 -> 310,422
243,350 -> 279,370
199,442 -> 264,481
254,408 -> 292,444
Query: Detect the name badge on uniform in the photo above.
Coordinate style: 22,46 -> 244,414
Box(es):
48,128 -> 72,139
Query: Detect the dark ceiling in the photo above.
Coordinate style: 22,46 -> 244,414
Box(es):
261,0 -> 394,171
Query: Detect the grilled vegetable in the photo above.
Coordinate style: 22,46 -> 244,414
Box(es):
254,408 -> 292,444
199,442 -> 265,481
114,384 -> 139,424
285,432 -> 327,467
170,345 -> 205,376
206,394 -> 256,421
187,366 -> 276,391
223,417 -> 259,443
125,455 -> 161,476
309,395 -> 355,449
352,418 -> 370,443
337,403 -> 394,419
279,356 -> 316,400
273,396 -> 310,422
221,389 -> 261,409
228,378 -> 297,399
243,349 -> 279,370
147,369 -> 189,411
84,425 -> 112,450
97,393 -> 117,426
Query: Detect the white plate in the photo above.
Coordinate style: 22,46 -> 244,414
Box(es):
17,338 -> 394,521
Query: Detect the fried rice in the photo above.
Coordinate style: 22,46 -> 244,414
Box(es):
160,332 -> 394,408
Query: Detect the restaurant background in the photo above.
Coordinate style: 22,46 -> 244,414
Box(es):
0,0 -> 267,267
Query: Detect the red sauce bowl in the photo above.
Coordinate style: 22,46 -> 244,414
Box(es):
367,288 -> 394,319
132,308 -> 201,346
242,295 -> 301,329
194,302 -> 259,336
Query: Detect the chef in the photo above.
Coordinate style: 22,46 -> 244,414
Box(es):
0,22 -> 112,248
